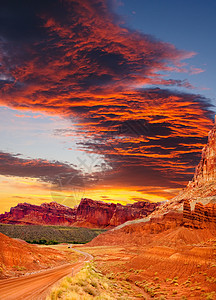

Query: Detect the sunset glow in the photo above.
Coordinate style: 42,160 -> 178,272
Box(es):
0,0 -> 215,212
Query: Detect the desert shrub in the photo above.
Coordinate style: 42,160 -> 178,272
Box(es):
47,262 -> 134,300
90,279 -> 98,288
83,285 -> 97,296
205,292 -> 216,300
12,265 -> 26,271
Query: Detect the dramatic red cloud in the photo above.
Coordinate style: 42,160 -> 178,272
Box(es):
70,89 -> 213,186
1,0 -> 195,114
0,0 -> 214,197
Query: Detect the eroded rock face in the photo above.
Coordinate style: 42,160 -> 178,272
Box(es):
0,199 -> 160,228
192,124 -> 216,187
109,201 -> 159,227
0,202 -> 77,225
183,199 -> 191,223
183,200 -> 216,228
68,198 -> 159,228
74,198 -> 116,227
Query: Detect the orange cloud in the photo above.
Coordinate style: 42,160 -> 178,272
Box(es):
0,0 -> 214,201
1,0 -> 196,114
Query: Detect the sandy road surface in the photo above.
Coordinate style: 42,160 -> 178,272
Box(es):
0,248 -> 93,300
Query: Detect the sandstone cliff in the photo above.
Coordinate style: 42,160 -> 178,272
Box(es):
183,199 -> 216,228
74,198 -> 159,228
0,199 -> 159,228
89,200 -> 216,248
0,202 -> 77,225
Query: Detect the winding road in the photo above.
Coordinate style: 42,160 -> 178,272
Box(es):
0,248 -> 93,300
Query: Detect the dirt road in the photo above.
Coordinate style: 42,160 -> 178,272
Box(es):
0,249 -> 93,300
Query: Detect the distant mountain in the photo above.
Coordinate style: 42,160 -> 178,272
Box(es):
0,198 -> 160,228
0,201 -> 77,226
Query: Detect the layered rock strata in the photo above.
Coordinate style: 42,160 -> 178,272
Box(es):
183,199 -> 216,228
0,198 -> 159,228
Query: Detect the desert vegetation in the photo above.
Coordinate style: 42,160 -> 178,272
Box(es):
47,262 -> 143,300
0,224 -> 105,244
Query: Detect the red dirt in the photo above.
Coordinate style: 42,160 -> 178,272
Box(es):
0,232 -> 72,278
81,213 -> 216,299
0,246 -> 92,300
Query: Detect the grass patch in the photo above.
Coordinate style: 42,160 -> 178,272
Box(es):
12,265 -> 26,271
47,262 -> 138,300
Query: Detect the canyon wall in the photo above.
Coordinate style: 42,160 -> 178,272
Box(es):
183,199 -> 216,228
0,198 -> 159,228
0,202 -> 77,226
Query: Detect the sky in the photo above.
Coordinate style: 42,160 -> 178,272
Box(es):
0,0 -> 215,213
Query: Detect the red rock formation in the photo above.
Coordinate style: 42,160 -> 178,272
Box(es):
0,199 -> 160,228
192,122 -> 216,186
74,198 -> 116,227
88,211 -> 185,247
0,202 -> 77,226
182,200 -> 216,228
182,199 -> 192,226
74,198 -> 159,228
109,201 -> 159,227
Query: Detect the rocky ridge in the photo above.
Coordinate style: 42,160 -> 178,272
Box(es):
0,198 -> 159,228
183,199 -> 216,228
0,202 -> 77,226
89,199 -> 216,248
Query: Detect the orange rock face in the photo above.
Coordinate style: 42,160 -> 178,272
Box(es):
182,199 -> 192,224
153,121 -> 216,217
192,124 -> 216,187
0,199 -> 159,228
109,201 -> 159,227
183,200 -> 216,228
